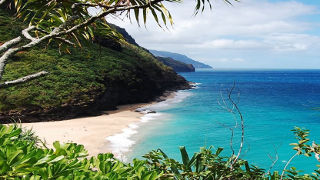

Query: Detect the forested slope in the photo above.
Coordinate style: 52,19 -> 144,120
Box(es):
0,10 -> 189,123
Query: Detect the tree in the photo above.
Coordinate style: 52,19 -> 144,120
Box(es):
0,0 -> 231,88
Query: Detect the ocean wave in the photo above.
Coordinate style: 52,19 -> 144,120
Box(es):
191,82 -> 202,89
106,113 -> 162,161
147,90 -> 192,110
105,90 -> 192,161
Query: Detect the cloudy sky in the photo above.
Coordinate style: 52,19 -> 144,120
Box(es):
106,0 -> 320,69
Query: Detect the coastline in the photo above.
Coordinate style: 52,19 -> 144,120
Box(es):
21,91 -> 177,158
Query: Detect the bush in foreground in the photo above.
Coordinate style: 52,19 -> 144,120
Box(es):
1,124 -> 320,179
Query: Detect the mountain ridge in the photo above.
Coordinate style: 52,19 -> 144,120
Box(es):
156,56 -> 195,72
150,50 -> 212,69
108,25 -> 198,73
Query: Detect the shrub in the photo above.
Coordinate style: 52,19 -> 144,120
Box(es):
1,124 -> 320,179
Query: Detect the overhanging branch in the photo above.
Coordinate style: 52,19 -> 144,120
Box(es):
0,71 -> 48,88
0,0 -> 166,83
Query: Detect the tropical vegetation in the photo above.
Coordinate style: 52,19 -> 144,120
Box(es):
1,0 -> 320,179
0,7 -> 188,122
0,0 -> 216,87
1,124 -> 320,179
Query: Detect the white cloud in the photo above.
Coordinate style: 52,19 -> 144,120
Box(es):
187,39 -> 264,49
264,33 -> 320,52
106,0 -> 320,68
185,33 -> 320,52
213,58 -> 246,63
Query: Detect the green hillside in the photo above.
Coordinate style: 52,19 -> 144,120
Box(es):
0,10 -> 189,123
156,56 -> 195,72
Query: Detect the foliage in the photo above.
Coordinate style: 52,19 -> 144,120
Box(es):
1,124 -> 320,179
0,10 -> 179,119
1,0 -> 201,88
0,124 -> 164,179
156,56 -> 195,72
8,0 -> 182,49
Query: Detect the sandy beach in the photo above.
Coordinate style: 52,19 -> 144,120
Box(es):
21,92 -> 176,158
21,103 -> 149,157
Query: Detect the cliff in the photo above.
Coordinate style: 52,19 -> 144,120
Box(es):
156,56 -> 195,72
0,10 -> 190,123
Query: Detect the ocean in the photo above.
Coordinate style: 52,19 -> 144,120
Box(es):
113,69 -> 320,173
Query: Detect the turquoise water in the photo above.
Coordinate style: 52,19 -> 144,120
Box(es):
128,69 -> 320,173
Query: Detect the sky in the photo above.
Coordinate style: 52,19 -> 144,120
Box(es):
105,0 -> 320,69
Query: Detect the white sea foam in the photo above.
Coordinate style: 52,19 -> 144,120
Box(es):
147,90 -> 192,110
105,90 -> 193,161
193,82 -> 202,86
191,82 -> 202,89
106,113 -> 163,161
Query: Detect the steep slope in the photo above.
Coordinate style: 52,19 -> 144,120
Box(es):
106,25 -> 196,73
156,56 -> 195,72
0,11 -> 189,123
108,23 -> 140,47
150,50 -> 212,69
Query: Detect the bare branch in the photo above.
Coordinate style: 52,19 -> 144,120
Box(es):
22,26 -> 36,41
230,126 -> 235,156
0,71 -> 48,88
228,82 -> 245,170
0,47 -> 19,79
0,36 -> 22,54
280,152 -> 299,180
217,82 -> 244,170
55,37 -> 76,46
265,147 -> 279,175
35,28 -> 75,46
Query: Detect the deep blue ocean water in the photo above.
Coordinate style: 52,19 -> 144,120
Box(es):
127,69 -> 320,173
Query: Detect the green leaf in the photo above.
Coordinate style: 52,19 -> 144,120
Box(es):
179,146 -> 190,170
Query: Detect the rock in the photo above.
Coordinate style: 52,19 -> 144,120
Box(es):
147,110 -> 156,114
134,108 -> 145,112
134,108 -> 156,114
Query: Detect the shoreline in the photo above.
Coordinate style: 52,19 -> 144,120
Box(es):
21,91 -> 177,157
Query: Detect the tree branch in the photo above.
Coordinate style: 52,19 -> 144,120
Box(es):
228,82 -> 245,170
0,71 -> 48,88
0,36 -> 22,54
35,28 -> 75,46
54,37 -> 76,46
58,0 -> 164,36
265,147 -> 279,176
280,152 -> 299,180
0,47 -> 19,79
21,26 -> 37,41
0,0 -> 165,83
